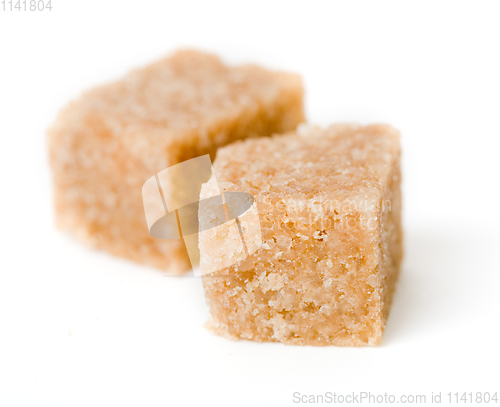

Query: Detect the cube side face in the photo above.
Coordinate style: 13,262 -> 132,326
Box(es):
48,110 -> 190,273
203,196 -> 385,345
379,155 -> 403,325
201,124 -> 402,345
47,51 -> 305,273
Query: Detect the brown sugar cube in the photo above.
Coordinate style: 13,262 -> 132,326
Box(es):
47,50 -> 305,273
200,124 -> 402,345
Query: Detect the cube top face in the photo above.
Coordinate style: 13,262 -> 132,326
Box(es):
202,124 -> 402,346
54,50 -> 304,166
212,123 -> 400,215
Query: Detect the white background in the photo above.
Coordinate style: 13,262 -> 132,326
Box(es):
1,1 -> 500,406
